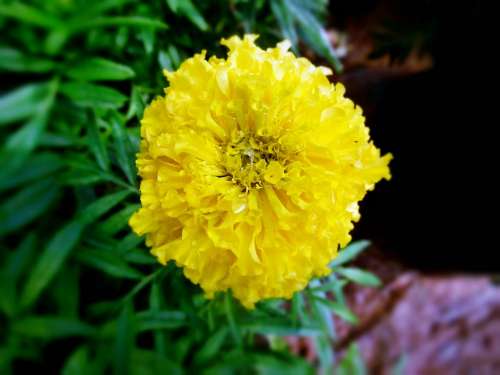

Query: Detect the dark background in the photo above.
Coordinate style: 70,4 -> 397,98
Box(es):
331,0 -> 484,271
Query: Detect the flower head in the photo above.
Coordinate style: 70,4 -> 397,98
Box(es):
129,35 -> 392,308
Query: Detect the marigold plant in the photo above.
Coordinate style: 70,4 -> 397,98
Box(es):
130,35 -> 392,308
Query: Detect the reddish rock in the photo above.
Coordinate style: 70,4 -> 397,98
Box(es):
334,249 -> 500,374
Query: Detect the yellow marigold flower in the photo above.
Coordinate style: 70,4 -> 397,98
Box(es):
129,35 -> 392,308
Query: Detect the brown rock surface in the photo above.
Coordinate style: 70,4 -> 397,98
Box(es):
334,249 -> 500,374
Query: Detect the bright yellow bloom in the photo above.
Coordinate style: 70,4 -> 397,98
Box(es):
129,35 -> 392,308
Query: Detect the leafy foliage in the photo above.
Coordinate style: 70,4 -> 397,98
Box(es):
1,0 -> 369,373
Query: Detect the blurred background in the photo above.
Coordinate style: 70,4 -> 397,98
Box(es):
1,0 -> 491,374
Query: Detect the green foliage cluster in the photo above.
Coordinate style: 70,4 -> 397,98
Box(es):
0,0 -> 373,373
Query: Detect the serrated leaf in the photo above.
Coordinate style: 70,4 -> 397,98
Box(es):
66,57 -> 135,81
20,221 -> 84,308
336,267 -> 382,287
12,316 -> 95,340
60,82 -> 127,109
330,240 -> 371,268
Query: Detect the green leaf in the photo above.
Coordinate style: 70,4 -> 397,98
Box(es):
116,232 -> 143,253
62,154 -> 132,189
337,267 -> 382,287
20,221 -> 84,308
135,310 -> 186,332
165,0 -> 180,12
52,265 -> 80,318
391,354 -> 408,375
76,248 -> 143,279
110,113 -> 137,185
269,0 -> 343,72
336,343 -> 367,375
291,3 -> 342,72
12,316 -> 95,340
60,82 -> 127,109
122,268 -> 164,304
330,240 -> 371,268
66,58 -> 135,81
291,292 -> 306,326
308,279 -> 335,340
167,0 -> 208,31
0,152 -> 63,192
75,16 -> 168,31
313,297 -> 358,324
114,303 -> 135,375
270,0 -> 298,52
87,115 -> 110,171
240,319 -> 321,337
3,233 -> 37,283
0,47 -> 55,73
130,349 -> 182,375
193,327 -> 228,365
312,335 -> 335,374
0,79 -> 57,179
2,110 -> 49,156
224,292 -> 242,348
205,351 -> 313,375
77,190 -> 131,225
0,3 -> 63,29
252,353 -> 314,375
0,82 -> 50,125
0,179 -> 60,237
0,234 -> 36,316
123,249 -> 156,265
126,85 -> 145,120
62,346 -> 90,375
73,0 -> 136,19
149,281 -> 166,355
309,278 -> 348,293
97,204 -> 140,236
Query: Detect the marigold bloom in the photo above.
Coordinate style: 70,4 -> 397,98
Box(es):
129,35 -> 392,308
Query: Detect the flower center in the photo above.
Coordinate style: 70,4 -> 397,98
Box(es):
221,133 -> 286,191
